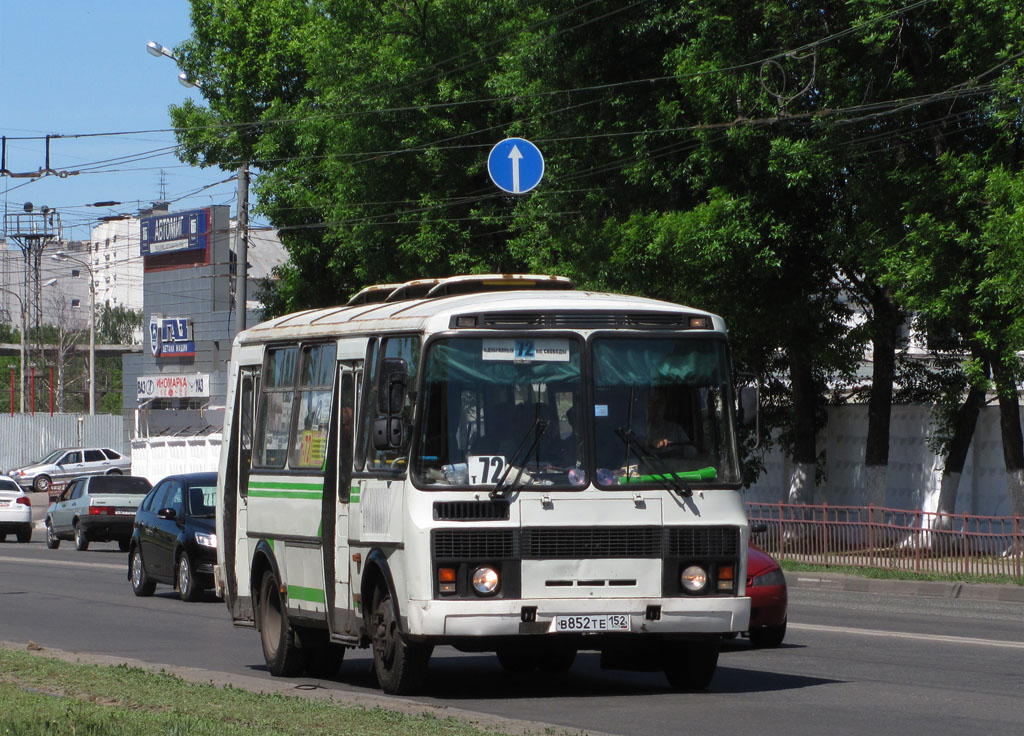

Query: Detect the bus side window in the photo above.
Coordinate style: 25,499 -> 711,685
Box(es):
254,346 -> 299,468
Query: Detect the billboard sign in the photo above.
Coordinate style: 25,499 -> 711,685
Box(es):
140,208 -> 210,256
150,316 -> 195,357
137,373 -> 210,400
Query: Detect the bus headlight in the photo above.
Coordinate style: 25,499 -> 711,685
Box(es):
681,565 -> 708,593
471,566 -> 500,595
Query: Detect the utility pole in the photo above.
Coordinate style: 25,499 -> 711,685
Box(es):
4,204 -> 60,412
235,162 -> 249,337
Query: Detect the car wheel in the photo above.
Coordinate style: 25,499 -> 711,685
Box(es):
177,552 -> 203,602
748,618 -> 787,648
258,570 -> 307,677
371,586 -> 432,694
74,522 -> 90,551
130,547 -> 156,596
663,639 -> 720,691
0,532 -> 5,542
32,475 -> 51,493
16,524 -> 32,544
45,522 -> 60,549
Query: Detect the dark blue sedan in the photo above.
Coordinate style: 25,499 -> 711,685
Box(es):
128,472 -> 217,602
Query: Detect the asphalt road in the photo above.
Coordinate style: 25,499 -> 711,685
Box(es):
1,537 -> 1022,736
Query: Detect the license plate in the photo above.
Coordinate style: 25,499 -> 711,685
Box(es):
553,614 -> 630,632
115,509 -> 134,515
0,500 -> 9,507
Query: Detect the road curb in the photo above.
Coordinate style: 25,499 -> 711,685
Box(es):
789,571 -> 1024,603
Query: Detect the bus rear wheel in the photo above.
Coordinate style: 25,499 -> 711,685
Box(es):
258,571 -> 306,677
371,587 -> 431,695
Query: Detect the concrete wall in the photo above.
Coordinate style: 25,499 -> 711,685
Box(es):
129,433 -> 221,486
744,404 -> 1019,518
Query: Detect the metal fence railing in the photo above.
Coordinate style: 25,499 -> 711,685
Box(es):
746,502 -> 1024,581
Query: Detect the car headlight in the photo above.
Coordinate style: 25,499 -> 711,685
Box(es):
681,565 -> 708,592
195,532 -> 217,548
471,566 -> 500,595
750,569 -> 786,587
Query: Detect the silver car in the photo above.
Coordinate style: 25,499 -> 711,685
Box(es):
7,447 -> 132,494
45,474 -> 152,551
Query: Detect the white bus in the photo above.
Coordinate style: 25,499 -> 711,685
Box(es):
214,274 -> 753,694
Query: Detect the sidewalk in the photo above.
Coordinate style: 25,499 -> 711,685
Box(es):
789,570 -> 1024,603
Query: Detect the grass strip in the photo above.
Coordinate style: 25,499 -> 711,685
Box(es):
0,648 -> 517,736
779,559 -> 1023,586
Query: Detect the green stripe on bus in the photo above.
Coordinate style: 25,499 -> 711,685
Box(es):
288,585 -> 325,604
248,481 -> 324,491
248,490 -> 323,500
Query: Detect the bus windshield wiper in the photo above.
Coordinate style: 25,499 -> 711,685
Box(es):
490,419 -> 549,500
614,426 -> 693,499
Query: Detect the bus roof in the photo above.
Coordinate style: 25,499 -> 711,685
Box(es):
238,274 -> 724,345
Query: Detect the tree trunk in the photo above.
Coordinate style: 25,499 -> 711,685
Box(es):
787,352 -> 819,507
864,288 -> 899,511
934,382 -> 986,527
991,359 -> 1024,518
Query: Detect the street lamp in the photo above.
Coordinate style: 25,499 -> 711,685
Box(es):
51,252 -> 95,415
0,286 -> 27,413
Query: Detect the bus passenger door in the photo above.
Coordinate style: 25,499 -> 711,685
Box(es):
225,368 -> 257,621
326,358 -> 361,639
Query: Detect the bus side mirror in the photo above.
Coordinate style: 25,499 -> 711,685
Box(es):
373,357 -> 408,450
377,358 -> 408,415
373,417 -> 404,450
738,385 -> 758,429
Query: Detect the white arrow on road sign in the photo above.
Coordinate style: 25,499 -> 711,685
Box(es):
488,138 -> 544,194
509,144 -> 523,193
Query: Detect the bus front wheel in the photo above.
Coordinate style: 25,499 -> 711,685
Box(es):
258,571 -> 306,677
663,639 -> 719,691
370,587 -> 431,695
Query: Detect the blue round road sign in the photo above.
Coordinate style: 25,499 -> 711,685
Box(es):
487,137 -> 544,194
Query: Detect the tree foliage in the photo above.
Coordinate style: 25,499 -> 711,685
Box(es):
169,0 -> 1024,499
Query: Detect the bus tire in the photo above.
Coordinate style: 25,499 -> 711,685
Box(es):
663,639 -> 719,691
371,587 -> 431,694
496,646 -> 536,674
258,570 -> 307,677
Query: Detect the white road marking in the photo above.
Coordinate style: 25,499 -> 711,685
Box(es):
791,622 -> 1024,649
0,555 -> 123,572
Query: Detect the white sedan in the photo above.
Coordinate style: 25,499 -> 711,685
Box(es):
0,474 -> 32,543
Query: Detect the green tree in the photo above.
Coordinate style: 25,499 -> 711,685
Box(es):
169,0 -> 1024,511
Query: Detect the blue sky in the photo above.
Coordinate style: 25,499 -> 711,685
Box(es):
0,0 -> 241,242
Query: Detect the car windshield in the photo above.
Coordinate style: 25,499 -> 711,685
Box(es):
36,449 -> 68,464
0,479 -> 21,492
413,336 -> 584,489
186,484 -> 216,516
591,336 -> 741,486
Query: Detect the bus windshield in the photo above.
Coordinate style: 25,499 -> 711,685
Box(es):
591,336 -> 741,486
414,336 -> 584,488
413,334 -> 741,490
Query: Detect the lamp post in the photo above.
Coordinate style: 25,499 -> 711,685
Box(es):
0,286 -> 27,413
148,41 -> 249,337
51,252 -> 95,415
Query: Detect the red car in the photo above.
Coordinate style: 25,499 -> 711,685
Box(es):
745,543 -> 788,647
